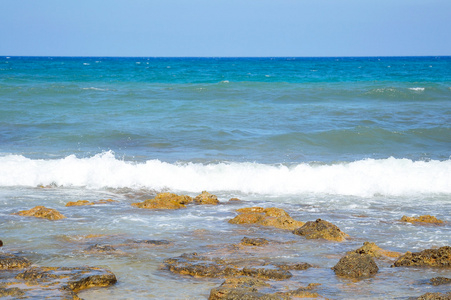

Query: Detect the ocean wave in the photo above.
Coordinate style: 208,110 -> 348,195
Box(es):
0,152 -> 450,197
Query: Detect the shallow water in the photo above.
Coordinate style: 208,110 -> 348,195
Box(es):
1,56 -> 450,298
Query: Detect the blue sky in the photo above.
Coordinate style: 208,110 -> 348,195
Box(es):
1,0 -> 450,57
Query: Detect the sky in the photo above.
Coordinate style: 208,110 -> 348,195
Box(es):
1,0 -> 450,57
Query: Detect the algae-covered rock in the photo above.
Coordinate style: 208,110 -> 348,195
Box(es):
13,205 -> 66,220
393,246 -> 451,268
293,219 -> 348,242
131,192 -> 193,209
0,254 -> 32,270
353,242 -> 401,258
194,191 -> 219,205
415,292 -> 451,300
332,252 -> 379,278
401,215 -> 444,225
229,207 -> 304,230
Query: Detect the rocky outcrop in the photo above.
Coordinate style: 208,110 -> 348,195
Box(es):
352,242 -> 401,258
229,207 -> 304,230
66,199 -> 118,207
393,246 -> 451,268
0,254 -> 32,270
332,252 -> 379,278
400,215 -> 444,225
13,206 -> 66,220
194,191 -> 219,205
293,219 -> 348,242
131,192 -> 193,209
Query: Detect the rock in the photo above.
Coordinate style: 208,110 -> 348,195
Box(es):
194,191 -> 219,205
353,242 -> 401,258
241,267 -> 292,280
393,246 -> 451,268
229,207 -> 304,230
0,287 -> 26,298
66,200 -> 93,206
415,292 -> 451,300
332,252 -> 379,278
229,198 -> 241,202
401,215 -> 444,225
274,262 -> 312,271
0,253 -> 32,269
84,244 -> 125,255
0,240 -> 3,247
131,239 -> 172,246
293,219 -> 348,242
131,192 -> 193,209
95,198 -> 119,204
240,237 -> 269,246
13,206 -> 66,220
15,266 -> 117,293
430,277 -> 451,286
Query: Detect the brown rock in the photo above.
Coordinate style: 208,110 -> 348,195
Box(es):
393,246 -> 451,268
274,262 -> 312,271
13,206 -> 66,220
229,207 -> 304,230
16,266 -> 117,293
0,254 -> 32,270
415,292 -> 451,300
293,219 -> 348,242
131,192 -> 193,209
194,191 -> 219,205
228,198 -> 241,202
66,200 -> 93,207
353,242 -> 401,258
332,252 -> 379,278
401,215 -> 444,225
430,277 -> 451,286
240,237 -> 269,246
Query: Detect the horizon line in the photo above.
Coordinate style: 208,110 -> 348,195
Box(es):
2,55 -> 451,59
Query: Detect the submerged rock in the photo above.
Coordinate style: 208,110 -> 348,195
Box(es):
194,191 -> 219,205
131,192 -> 193,209
293,219 -> 348,242
0,254 -> 32,270
401,215 -> 444,225
353,242 -> 401,258
240,237 -> 269,246
229,207 -> 304,230
13,205 -> 66,220
430,277 -> 451,286
332,252 -> 379,278
393,246 -> 451,268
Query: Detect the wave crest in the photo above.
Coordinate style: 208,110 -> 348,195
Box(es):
1,151 -> 450,197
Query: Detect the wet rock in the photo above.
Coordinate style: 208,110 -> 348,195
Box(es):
84,244 -> 125,255
0,253 -> 32,269
332,252 -> 379,278
353,242 -> 401,258
0,287 -> 26,298
401,215 -> 444,225
274,262 -> 312,271
241,267 -> 292,280
229,198 -> 241,202
15,266 -> 117,293
430,277 -> 451,286
0,240 -> 3,247
393,246 -> 451,268
13,205 -> 66,220
131,192 -> 193,209
415,292 -> 451,300
293,219 -> 348,242
66,200 -> 93,207
194,191 -> 219,205
131,239 -> 172,246
240,237 -> 269,246
229,207 -> 304,230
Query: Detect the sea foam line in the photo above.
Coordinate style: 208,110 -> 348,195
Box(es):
1,152 -> 450,197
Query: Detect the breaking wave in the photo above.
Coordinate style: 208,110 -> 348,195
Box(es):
0,151 -> 450,197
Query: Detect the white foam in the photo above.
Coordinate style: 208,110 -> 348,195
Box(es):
409,87 -> 425,91
0,152 -> 450,197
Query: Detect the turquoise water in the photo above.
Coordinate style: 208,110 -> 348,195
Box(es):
1,57 -> 450,299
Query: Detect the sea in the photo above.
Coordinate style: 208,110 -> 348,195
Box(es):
1,56 -> 450,299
